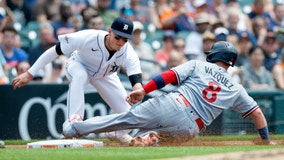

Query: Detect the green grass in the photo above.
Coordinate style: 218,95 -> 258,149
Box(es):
1,146 -> 282,160
1,135 -> 283,160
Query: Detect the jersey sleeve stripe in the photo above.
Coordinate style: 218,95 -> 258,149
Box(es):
153,74 -> 166,88
242,105 -> 259,119
143,70 -> 178,94
170,69 -> 180,85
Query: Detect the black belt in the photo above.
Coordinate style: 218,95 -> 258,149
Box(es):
179,94 -> 204,131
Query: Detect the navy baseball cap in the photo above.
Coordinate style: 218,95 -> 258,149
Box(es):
111,17 -> 133,39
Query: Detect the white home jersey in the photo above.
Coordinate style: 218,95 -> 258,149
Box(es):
58,29 -> 142,80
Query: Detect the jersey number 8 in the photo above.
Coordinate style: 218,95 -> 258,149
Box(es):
202,81 -> 221,103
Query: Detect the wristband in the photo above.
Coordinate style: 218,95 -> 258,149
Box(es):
129,73 -> 142,87
258,126 -> 270,140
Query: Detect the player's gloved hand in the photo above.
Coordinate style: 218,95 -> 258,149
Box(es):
126,88 -> 146,106
12,72 -> 33,90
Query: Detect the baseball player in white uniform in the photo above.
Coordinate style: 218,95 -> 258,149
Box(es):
62,41 -> 272,146
12,17 -> 143,143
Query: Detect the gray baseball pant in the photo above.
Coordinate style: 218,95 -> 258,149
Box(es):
71,92 -> 204,141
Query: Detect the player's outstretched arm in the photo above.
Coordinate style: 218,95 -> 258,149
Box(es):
126,69 -> 178,106
249,107 -> 272,145
12,46 -> 59,90
12,72 -> 33,90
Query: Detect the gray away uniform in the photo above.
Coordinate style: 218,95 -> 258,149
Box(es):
68,60 -> 258,141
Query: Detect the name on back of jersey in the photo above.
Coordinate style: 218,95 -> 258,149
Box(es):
204,66 -> 234,90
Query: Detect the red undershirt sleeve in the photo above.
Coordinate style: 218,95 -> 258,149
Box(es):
143,69 -> 178,94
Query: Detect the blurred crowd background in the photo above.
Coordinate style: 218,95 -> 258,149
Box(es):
1,0 -> 284,91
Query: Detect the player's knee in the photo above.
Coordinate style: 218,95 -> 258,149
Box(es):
73,72 -> 88,83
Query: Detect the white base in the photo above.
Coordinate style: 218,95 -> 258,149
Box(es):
27,139 -> 103,148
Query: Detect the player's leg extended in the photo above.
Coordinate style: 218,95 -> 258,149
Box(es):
63,97 -> 162,138
65,59 -> 89,118
90,74 -> 132,142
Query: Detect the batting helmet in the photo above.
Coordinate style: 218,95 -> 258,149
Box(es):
206,41 -> 238,66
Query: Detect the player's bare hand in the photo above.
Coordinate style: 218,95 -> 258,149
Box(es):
126,88 -> 145,105
129,131 -> 160,147
12,72 -> 33,90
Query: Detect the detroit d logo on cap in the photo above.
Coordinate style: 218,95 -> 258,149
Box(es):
123,24 -> 129,31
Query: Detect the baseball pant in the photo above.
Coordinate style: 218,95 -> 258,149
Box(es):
65,57 -> 131,118
71,92 -> 204,142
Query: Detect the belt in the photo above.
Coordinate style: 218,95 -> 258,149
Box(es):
179,94 -> 204,131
